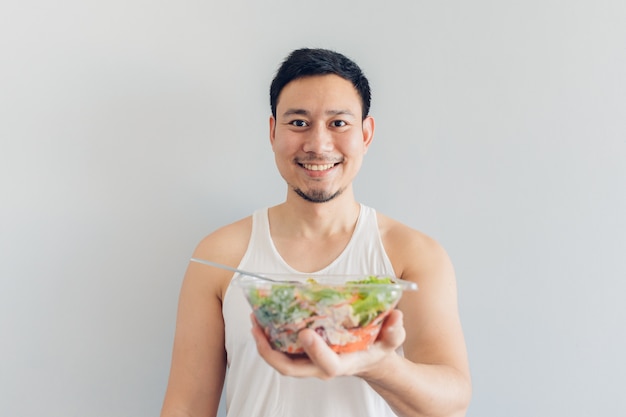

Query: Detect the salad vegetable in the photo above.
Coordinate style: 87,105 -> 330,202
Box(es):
245,275 -> 403,354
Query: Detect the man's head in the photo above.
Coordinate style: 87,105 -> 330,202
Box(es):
268,50 -> 375,205
270,48 -> 371,120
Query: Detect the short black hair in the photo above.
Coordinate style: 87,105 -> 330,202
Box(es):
270,48 -> 371,120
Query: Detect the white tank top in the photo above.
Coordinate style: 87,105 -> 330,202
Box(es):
222,204 -> 399,417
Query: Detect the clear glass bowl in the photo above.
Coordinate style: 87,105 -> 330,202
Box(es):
234,273 -> 417,354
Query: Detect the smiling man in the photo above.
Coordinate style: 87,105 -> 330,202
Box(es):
160,48 -> 472,417
270,73 -> 372,204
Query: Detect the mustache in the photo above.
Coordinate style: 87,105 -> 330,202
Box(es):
295,155 -> 343,164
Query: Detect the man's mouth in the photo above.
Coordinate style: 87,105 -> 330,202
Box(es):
301,163 -> 337,171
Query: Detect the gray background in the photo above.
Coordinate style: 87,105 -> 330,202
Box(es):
1,1 -> 625,416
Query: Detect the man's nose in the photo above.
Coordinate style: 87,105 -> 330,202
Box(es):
303,124 -> 333,153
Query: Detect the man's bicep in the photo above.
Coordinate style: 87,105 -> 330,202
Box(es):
162,266 -> 228,416
397,244 -> 470,376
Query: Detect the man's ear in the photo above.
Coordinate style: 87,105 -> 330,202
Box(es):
362,115 -> 375,153
269,115 -> 276,147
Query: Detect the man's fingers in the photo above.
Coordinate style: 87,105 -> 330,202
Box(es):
298,329 -> 341,379
378,309 -> 406,349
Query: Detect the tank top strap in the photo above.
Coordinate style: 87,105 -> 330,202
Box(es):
238,207 -> 292,273
320,204 -> 395,276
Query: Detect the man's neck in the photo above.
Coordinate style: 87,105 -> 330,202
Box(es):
269,192 -> 361,239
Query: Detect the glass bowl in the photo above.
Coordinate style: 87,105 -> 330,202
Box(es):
234,273 -> 417,354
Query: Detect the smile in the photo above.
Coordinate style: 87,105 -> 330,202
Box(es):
301,163 -> 337,171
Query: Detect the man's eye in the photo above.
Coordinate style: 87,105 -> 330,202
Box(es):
290,120 -> 308,127
331,120 -> 347,127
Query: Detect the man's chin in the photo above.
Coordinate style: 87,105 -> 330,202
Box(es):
294,187 -> 343,203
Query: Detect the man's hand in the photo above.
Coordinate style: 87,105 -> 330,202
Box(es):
250,309 -> 406,380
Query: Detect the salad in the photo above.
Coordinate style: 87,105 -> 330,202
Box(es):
245,276 -> 404,354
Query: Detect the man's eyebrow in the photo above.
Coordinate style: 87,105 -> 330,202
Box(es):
325,109 -> 355,117
281,109 -> 356,117
282,108 -> 310,117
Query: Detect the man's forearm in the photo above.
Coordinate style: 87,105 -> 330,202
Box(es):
361,353 -> 472,417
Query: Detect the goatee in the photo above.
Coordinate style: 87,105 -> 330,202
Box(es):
293,187 -> 344,203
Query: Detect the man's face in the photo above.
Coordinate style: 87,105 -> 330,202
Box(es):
270,74 -> 374,203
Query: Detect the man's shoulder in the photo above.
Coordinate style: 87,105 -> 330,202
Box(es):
375,211 -> 450,273
211,214 -> 254,240
193,214 -> 254,265
376,211 -> 436,247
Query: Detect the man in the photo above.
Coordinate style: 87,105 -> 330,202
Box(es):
160,48 -> 471,417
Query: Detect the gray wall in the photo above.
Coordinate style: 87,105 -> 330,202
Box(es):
1,1 -> 624,416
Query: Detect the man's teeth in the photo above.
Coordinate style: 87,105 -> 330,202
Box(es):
303,163 -> 335,171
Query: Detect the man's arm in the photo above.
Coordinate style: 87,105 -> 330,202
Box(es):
160,260 -> 228,417
161,219 -> 252,417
